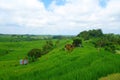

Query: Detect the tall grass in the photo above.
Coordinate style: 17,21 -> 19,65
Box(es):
0,39 -> 120,80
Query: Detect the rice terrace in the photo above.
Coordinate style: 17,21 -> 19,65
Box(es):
0,29 -> 120,80
0,0 -> 120,80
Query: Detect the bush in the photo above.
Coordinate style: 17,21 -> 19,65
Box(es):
27,40 -> 54,62
42,40 -> 54,54
72,38 -> 82,47
104,44 -> 116,53
27,48 -> 42,62
93,37 -> 117,53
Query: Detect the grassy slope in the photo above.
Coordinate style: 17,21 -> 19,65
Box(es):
0,39 -> 120,80
0,40 -> 46,60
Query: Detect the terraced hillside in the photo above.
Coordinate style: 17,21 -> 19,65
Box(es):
0,39 -> 120,80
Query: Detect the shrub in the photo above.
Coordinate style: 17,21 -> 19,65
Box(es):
104,44 -> 116,53
27,48 -> 42,62
27,40 -> 54,62
94,37 -> 117,53
72,38 -> 82,47
42,40 -> 54,54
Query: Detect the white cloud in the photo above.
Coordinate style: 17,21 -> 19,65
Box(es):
0,0 -> 120,35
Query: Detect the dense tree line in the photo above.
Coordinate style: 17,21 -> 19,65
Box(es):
77,29 -> 103,40
0,34 -> 54,42
93,34 -> 120,53
52,35 -> 73,39
77,29 -> 120,53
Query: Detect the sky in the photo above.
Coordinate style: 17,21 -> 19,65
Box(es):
0,0 -> 120,35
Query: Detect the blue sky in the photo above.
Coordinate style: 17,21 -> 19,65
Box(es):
41,0 -> 66,8
0,0 -> 120,35
41,0 -> 53,8
41,0 -> 109,9
41,0 -> 108,8
99,0 -> 109,8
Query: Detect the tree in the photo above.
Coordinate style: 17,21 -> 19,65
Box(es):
104,43 -> 116,53
93,34 -> 120,53
72,38 -> 82,47
27,48 -> 42,62
77,31 -> 89,40
77,29 -> 103,40
42,40 -> 54,54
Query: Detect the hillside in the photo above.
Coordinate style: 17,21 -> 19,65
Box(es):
0,38 -> 120,80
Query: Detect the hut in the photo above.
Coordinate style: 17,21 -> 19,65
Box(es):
20,58 -> 28,65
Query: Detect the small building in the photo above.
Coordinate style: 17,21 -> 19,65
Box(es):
20,59 -> 28,65
24,59 -> 28,65
20,59 -> 24,65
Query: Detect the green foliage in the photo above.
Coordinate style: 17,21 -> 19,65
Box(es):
72,38 -> 82,47
93,34 -> 120,53
52,35 -> 64,39
0,49 -> 14,56
0,33 -> 120,80
104,45 -> 116,53
103,34 -> 120,45
77,29 -> 103,40
42,40 -> 54,54
27,40 -> 54,62
0,34 -> 54,42
0,41 -> 120,80
52,35 -> 73,39
27,48 -> 42,62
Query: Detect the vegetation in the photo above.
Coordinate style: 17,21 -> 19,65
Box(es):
52,35 -> 73,39
42,40 -> 54,54
93,34 -> 120,53
0,49 -> 13,56
28,48 -> 42,62
0,29 -> 120,80
77,29 -> 103,40
27,40 -> 55,62
72,38 -> 82,47
0,34 -> 52,42
77,29 -> 120,53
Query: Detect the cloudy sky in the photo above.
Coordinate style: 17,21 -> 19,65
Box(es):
0,0 -> 120,35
